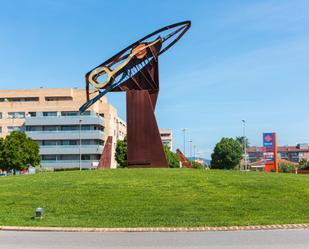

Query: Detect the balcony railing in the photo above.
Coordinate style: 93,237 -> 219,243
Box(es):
41,160 -> 97,163
27,130 -> 104,133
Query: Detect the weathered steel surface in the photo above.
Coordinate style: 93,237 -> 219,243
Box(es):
126,90 -> 168,167
176,149 -> 192,168
79,22 -> 191,168
98,136 -> 113,170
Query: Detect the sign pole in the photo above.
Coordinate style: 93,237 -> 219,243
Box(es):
274,133 -> 278,174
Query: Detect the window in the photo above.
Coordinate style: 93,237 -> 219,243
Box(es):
61,111 -> 79,116
28,112 -> 36,117
45,96 -> 73,101
81,125 -> 91,130
8,112 -> 25,119
62,125 -> 78,131
43,112 -> 57,117
26,126 -> 43,131
161,133 -> 170,137
81,155 -> 90,160
62,140 -> 78,145
0,112 -> 2,119
0,126 -> 2,133
7,126 -> 22,133
43,126 -> 58,131
42,155 -> 57,161
60,154 -> 79,160
0,97 -> 39,102
42,140 -> 59,146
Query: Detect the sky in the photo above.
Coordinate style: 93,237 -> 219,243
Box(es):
1,0 -> 309,158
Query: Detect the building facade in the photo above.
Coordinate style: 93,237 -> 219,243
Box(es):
159,129 -> 173,150
0,88 -> 126,169
247,143 -> 309,164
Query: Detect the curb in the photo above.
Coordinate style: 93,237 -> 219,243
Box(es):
1,224 -> 309,233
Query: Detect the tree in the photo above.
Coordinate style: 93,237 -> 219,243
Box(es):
190,160 -> 204,169
115,137 -> 127,168
0,137 -> 4,170
211,137 -> 243,170
163,145 -> 180,168
236,136 -> 249,150
299,159 -> 309,170
1,131 -> 40,173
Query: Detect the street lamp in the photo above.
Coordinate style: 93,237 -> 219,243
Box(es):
188,139 -> 192,160
193,144 -> 196,161
79,112 -> 82,171
181,128 -> 188,157
242,120 -> 247,171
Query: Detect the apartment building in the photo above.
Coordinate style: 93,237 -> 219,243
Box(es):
0,88 -> 126,169
247,143 -> 309,164
159,129 -> 173,150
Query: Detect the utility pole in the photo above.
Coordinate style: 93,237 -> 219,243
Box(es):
181,128 -> 188,157
242,120 -> 247,171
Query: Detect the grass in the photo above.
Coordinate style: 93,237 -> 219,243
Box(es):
0,169 -> 309,228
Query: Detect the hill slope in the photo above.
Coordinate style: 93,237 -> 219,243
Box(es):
0,169 -> 309,227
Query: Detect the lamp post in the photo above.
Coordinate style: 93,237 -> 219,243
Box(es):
242,120 -> 247,171
79,112 -> 82,171
181,128 -> 188,157
188,139 -> 192,160
193,145 -> 196,161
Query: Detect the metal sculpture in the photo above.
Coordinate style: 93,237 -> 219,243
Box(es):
80,21 -> 191,168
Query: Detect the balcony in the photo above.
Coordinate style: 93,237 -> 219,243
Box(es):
26,130 -> 104,140
41,160 -> 99,169
39,145 -> 104,155
25,114 -> 104,126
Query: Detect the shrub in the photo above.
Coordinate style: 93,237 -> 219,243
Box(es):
191,161 -> 204,169
278,163 -> 297,173
163,145 -> 180,168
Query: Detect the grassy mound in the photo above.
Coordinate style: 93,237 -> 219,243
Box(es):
0,169 -> 309,227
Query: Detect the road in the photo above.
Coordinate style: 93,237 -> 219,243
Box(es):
1,229 -> 309,249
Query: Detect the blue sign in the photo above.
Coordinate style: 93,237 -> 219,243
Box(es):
263,133 -> 274,147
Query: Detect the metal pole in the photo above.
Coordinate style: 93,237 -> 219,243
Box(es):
193,145 -> 196,161
181,128 -> 188,157
188,139 -> 192,160
242,120 -> 247,171
79,112 -> 82,171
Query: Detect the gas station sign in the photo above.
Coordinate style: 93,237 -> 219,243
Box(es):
263,132 -> 278,173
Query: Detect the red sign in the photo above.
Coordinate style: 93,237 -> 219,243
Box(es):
263,132 -> 278,173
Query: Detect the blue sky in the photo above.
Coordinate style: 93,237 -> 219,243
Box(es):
1,0 -> 309,158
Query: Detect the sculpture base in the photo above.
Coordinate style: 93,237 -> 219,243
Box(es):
126,90 -> 168,168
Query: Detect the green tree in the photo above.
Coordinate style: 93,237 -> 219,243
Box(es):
190,160 -> 204,169
211,137 -> 243,170
299,159 -> 309,170
1,131 -> 40,173
0,137 -> 4,170
115,137 -> 127,168
163,145 -> 180,168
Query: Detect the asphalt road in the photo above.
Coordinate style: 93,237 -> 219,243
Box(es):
1,229 -> 309,249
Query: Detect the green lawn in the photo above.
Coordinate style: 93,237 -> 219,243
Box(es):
0,169 -> 309,227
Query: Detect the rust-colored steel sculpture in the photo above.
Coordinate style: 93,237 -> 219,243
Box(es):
80,21 -> 191,168
98,136 -> 113,169
176,149 -> 192,168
